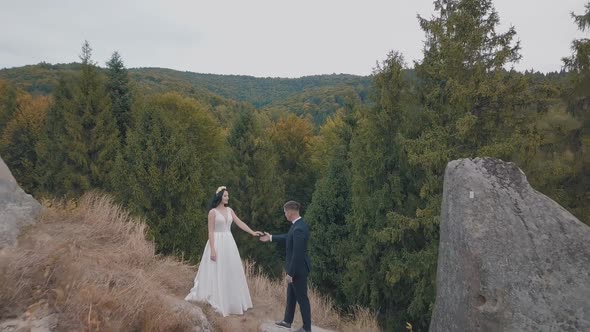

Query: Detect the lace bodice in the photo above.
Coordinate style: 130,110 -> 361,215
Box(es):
212,207 -> 233,232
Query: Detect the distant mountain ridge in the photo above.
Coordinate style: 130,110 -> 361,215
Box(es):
131,67 -> 372,107
0,63 -> 372,108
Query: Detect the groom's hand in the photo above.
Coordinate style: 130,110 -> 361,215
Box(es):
259,232 -> 271,242
285,274 -> 293,284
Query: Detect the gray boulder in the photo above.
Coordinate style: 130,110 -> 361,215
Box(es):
0,156 -> 41,248
430,158 -> 590,332
163,295 -> 211,332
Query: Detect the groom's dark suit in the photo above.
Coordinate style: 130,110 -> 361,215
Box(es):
273,217 -> 311,331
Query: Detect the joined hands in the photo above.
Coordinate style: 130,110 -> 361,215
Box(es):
259,232 -> 271,242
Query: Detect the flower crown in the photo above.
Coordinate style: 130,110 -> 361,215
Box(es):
216,186 -> 227,194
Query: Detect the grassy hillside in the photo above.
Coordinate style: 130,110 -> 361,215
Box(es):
0,193 -> 380,331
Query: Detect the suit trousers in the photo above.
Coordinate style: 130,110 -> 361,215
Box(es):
284,274 -> 311,330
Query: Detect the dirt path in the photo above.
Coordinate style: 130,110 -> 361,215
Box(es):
201,295 -> 298,332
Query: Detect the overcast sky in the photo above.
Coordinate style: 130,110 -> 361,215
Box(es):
0,0 -> 587,78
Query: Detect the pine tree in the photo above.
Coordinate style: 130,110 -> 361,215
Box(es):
37,41 -> 119,196
563,2 -> 590,116
78,41 -> 120,191
36,77 -> 75,197
415,0 -> 533,159
343,52 -> 433,329
106,51 -> 132,143
560,2 -> 590,223
305,110 -> 354,305
226,108 -> 285,272
113,93 -> 225,260
268,114 -> 317,208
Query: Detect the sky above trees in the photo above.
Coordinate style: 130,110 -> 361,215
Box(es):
0,0 -> 586,77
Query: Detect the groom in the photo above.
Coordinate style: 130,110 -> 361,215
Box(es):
260,201 -> 312,332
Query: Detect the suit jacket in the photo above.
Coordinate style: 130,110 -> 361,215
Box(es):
273,218 -> 311,278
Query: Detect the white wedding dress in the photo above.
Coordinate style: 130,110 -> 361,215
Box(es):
184,207 -> 253,316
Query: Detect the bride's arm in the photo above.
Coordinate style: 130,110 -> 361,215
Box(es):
231,208 -> 260,236
208,210 -> 217,261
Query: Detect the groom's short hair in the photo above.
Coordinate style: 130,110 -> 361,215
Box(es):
283,200 -> 301,211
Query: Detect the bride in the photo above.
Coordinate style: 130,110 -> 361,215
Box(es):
185,186 -> 262,316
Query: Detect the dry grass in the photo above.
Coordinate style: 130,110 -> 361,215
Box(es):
239,262 -> 380,332
0,193 -> 201,331
0,192 -> 379,332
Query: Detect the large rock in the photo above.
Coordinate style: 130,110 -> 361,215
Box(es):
163,295 -> 211,332
430,158 -> 590,332
0,300 -> 57,332
0,156 -> 41,248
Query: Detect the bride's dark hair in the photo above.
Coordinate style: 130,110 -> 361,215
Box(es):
209,187 -> 228,209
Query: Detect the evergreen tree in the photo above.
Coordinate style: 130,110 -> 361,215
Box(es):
344,52 -> 435,330
226,108 -> 285,272
78,41 -> 120,190
305,110 -> 354,305
36,77 -> 75,197
268,114 -> 317,208
106,51 -> 132,142
525,107 -> 581,214
560,2 -> 590,223
113,93 -> 225,260
415,0 -> 533,159
563,2 -> 590,116
37,41 -> 119,196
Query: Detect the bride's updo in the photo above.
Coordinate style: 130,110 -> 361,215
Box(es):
209,186 -> 228,209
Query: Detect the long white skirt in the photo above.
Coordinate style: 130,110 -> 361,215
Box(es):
185,231 -> 253,316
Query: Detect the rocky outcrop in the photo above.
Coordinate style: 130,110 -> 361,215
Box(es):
0,300 -> 57,332
163,295 -> 212,332
430,158 -> 590,332
0,156 -> 41,248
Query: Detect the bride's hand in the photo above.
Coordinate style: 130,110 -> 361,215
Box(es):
259,232 -> 271,242
252,231 -> 263,237
210,251 -> 217,261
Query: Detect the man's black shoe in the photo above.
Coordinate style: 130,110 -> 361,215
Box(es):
275,320 -> 292,328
